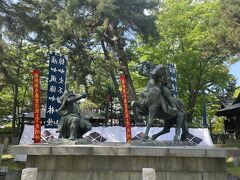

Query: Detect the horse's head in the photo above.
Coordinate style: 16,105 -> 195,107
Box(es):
136,61 -> 156,77
150,65 -> 168,83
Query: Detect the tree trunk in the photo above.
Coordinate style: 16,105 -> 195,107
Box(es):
0,18 -> 2,54
187,80 -> 197,123
20,87 -> 27,113
119,58 -> 137,101
100,40 -> 123,109
12,83 -> 19,137
186,64 -> 203,123
12,43 -> 21,138
109,70 -> 123,108
102,22 -> 138,122
111,23 -> 137,102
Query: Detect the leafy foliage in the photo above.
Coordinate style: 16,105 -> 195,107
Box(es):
212,116 -> 225,134
80,100 -> 98,111
0,0 -> 239,131
134,0 -> 238,123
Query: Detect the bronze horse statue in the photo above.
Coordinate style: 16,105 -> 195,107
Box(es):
131,61 -> 189,141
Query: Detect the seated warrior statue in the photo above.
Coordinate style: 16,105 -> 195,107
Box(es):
57,91 -> 92,140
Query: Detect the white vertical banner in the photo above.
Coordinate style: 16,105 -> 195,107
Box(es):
167,62 -> 178,98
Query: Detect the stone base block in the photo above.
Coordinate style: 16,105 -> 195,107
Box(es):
11,143 -> 228,180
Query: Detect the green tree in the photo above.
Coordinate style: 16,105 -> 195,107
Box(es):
92,0 -> 158,101
218,0 -> 240,54
212,116 -> 224,134
234,87 -> 240,98
11,0 -> 158,107
0,43 -> 48,134
134,0 -> 235,123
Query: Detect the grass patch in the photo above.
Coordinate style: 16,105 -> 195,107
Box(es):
215,142 -> 240,148
227,161 -> 240,177
215,142 -> 240,177
1,152 -> 25,171
1,159 -> 26,171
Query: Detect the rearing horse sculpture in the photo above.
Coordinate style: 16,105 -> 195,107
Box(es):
131,61 -> 189,141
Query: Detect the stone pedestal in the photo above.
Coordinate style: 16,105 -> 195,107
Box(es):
10,143 -> 227,180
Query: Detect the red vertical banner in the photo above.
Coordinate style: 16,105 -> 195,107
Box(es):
32,70 -> 41,143
120,74 -> 132,143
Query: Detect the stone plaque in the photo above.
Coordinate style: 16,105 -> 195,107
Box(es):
21,168 -> 37,180
142,168 -> 156,180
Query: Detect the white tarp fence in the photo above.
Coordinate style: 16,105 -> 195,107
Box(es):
15,125 -> 213,161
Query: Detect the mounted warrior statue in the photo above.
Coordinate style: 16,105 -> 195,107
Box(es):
131,61 -> 189,141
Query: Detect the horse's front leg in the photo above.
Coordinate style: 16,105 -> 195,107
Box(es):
143,105 -> 156,140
